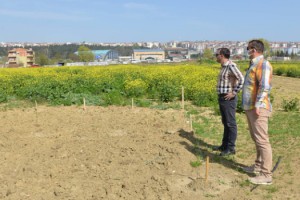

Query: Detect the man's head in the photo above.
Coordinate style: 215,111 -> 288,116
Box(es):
215,48 -> 230,64
247,40 -> 264,59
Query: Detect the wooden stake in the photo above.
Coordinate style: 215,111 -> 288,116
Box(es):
205,156 -> 209,183
131,98 -> 134,109
190,114 -> 193,132
181,86 -> 184,110
83,98 -> 86,111
35,100 -> 38,111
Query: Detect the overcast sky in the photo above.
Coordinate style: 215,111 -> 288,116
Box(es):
1,0 -> 299,43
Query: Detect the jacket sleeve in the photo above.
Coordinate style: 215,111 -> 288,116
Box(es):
255,61 -> 272,108
230,65 -> 244,94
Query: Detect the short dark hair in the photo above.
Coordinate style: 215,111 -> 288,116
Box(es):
217,48 -> 230,59
248,40 -> 264,53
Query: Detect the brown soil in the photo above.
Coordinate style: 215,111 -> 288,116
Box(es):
0,75 -> 299,200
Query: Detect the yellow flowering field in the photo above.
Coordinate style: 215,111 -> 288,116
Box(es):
272,63 -> 300,77
0,64 -> 219,106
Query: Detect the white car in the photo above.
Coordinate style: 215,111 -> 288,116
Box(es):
131,59 -> 141,64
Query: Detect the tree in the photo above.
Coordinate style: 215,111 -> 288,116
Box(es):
0,56 -> 7,65
291,52 -> 297,60
67,53 -> 80,62
202,48 -> 214,60
279,50 -> 284,57
285,51 -> 289,57
36,53 -> 49,66
78,46 -> 94,62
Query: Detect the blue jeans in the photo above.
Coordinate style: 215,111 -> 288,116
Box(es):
218,95 -> 237,151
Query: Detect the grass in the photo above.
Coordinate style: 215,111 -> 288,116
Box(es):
180,98 -> 300,199
190,159 -> 202,168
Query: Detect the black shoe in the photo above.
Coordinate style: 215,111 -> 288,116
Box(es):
219,149 -> 236,156
212,145 -> 225,152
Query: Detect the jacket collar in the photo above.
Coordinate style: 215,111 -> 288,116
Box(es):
251,55 -> 264,65
222,60 -> 230,67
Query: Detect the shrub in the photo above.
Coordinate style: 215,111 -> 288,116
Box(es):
274,67 -> 285,76
124,79 -> 147,97
282,98 -> 299,112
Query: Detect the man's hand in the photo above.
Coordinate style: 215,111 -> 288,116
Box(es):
224,92 -> 235,100
255,107 -> 260,116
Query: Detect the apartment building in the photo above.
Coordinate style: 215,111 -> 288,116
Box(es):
7,48 -> 35,68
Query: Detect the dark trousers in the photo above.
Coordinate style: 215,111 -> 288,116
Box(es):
218,95 -> 237,151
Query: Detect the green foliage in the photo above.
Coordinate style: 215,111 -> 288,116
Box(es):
274,67 -> 284,76
134,99 -> 152,107
102,90 -> 126,106
78,45 -> 94,62
202,48 -> 214,60
0,63 -> 296,109
0,92 -> 8,103
190,160 -> 202,167
273,63 -> 300,78
156,80 -> 179,102
270,112 -> 300,138
282,98 -> 299,112
124,79 -> 147,97
236,93 -> 244,113
286,68 -> 300,77
199,48 -> 215,64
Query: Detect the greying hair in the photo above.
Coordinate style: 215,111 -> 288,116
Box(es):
248,40 -> 264,53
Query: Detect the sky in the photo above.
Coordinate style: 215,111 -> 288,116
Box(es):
0,0 -> 299,43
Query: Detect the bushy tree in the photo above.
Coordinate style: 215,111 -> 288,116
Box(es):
78,46 -> 94,62
198,48 -> 215,64
202,48 -> 214,60
36,53 -> 49,66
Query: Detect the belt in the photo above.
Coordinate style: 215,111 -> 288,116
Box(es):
218,93 -> 227,97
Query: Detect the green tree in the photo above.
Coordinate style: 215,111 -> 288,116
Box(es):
202,48 -> 214,60
285,51 -> 289,57
36,53 -> 49,66
291,52 -> 297,60
0,56 -> 7,65
279,50 -> 284,57
68,53 -> 80,62
78,46 -> 94,62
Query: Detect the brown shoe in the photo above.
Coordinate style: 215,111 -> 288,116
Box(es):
248,174 -> 272,185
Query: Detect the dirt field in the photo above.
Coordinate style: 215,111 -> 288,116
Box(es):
0,75 -> 299,200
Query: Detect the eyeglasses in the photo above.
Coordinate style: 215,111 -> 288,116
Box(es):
247,47 -> 255,51
215,53 -> 220,57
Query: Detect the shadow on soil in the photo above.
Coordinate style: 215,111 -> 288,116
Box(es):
178,129 -> 249,173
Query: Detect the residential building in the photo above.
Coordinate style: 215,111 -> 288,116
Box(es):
7,48 -> 34,68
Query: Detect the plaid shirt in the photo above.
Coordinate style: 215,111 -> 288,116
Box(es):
217,60 -> 244,95
242,55 -> 273,111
